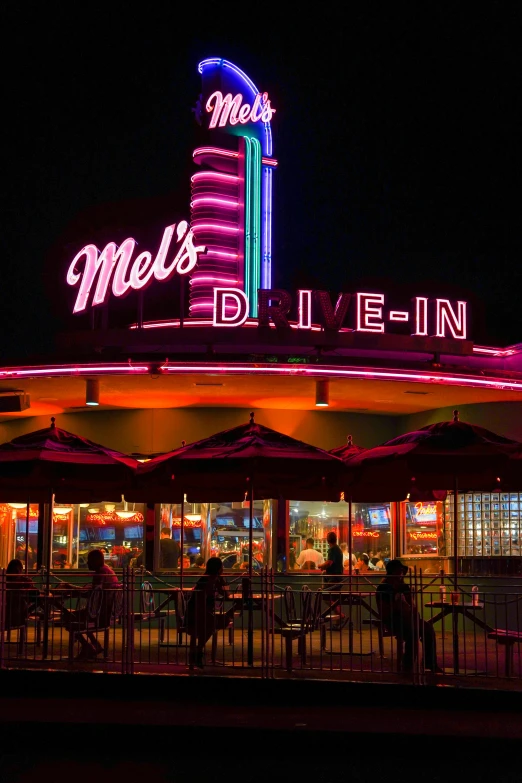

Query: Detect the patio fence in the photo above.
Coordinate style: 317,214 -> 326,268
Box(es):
2,568 -> 522,688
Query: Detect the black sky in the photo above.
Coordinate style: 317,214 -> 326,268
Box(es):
1,5 -> 520,361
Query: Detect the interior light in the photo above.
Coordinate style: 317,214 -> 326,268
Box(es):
116,511 -> 136,519
315,379 -> 329,407
54,506 -> 73,515
8,503 -> 27,509
86,379 -> 100,406
88,508 -> 100,514
105,504 -> 116,512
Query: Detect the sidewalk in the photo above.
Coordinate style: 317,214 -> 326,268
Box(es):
2,670 -> 522,782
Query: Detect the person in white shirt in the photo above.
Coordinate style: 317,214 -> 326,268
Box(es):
340,542 -> 357,571
296,538 -> 325,569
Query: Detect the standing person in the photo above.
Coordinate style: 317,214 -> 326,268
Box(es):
319,531 -> 344,613
296,538 -> 325,570
340,542 -> 356,571
185,556 -> 235,669
376,559 -> 441,674
160,527 -> 181,569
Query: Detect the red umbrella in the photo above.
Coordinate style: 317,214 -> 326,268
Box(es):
342,410 -> 522,583
329,434 -> 366,462
0,417 -> 138,503
136,411 -> 346,503
0,417 -> 139,574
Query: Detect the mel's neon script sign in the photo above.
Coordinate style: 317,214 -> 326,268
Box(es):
206,91 -> 276,129
67,221 -> 206,314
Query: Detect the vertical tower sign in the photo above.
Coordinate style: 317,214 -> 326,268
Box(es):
190,58 -> 277,318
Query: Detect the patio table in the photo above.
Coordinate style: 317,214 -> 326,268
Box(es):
425,600 -> 493,674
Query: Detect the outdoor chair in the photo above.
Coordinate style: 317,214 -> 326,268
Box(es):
133,581 -> 173,643
210,596 -> 235,664
274,588 -> 322,672
487,629 -> 522,677
65,586 -> 114,661
3,591 -> 40,656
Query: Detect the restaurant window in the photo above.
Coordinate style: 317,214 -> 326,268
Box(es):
159,499 -> 272,571
0,503 -> 39,570
287,499 -> 391,572
444,491 -> 521,557
403,500 -> 444,556
53,500 -> 145,569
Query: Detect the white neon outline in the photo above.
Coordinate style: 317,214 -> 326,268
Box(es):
436,299 -> 467,340
298,290 -> 313,330
413,297 -> 428,336
389,311 -> 409,322
356,293 -> 385,333
213,287 -> 249,327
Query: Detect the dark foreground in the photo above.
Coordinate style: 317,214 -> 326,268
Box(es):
1,670 -> 521,782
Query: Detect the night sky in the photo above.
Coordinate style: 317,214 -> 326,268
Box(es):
2,6 -> 520,362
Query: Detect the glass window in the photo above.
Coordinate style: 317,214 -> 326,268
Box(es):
287,499 -> 391,573
404,500 -> 444,556
159,499 -> 272,572
53,501 -> 145,569
0,503 -> 39,570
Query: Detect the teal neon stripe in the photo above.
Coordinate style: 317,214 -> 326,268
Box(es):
244,137 -> 252,314
250,138 -> 261,317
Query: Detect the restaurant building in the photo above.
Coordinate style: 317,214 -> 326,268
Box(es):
1,57 -> 522,578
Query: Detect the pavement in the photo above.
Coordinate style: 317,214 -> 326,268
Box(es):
1,669 -> 522,782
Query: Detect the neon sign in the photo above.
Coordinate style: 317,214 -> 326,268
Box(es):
353,530 -> 380,538
67,221 -> 206,314
206,91 -> 276,129
212,288 -> 468,339
409,531 -> 438,541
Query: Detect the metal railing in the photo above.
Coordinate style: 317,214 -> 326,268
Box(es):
1,568 -> 522,688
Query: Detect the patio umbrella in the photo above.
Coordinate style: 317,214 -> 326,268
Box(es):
0,417 -> 139,572
137,412 -> 346,665
136,411 -> 346,504
342,410 -> 522,584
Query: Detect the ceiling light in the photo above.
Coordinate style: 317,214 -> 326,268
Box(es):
9,503 -> 27,509
116,510 -> 136,519
105,504 -> 116,512
88,507 -> 99,514
315,379 -> 329,407
86,379 -> 100,406
54,506 -> 73,515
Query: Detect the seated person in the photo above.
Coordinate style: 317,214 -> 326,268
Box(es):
356,553 -> 370,574
62,549 -> 120,661
5,559 -> 38,628
376,559 -> 441,674
191,555 -> 206,570
296,538 -> 325,570
185,557 -> 235,669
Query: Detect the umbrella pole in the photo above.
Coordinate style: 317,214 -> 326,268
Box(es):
453,477 -> 458,590
248,480 -> 254,666
248,482 -> 254,578
25,500 -> 30,574
46,493 -> 54,593
348,496 -> 353,591
180,497 -> 185,590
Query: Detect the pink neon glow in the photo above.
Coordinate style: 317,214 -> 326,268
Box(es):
413,297 -> 428,336
356,293 -> 385,333
156,361 -> 522,392
191,171 -> 239,184
436,299 -> 467,340
190,197 -> 239,209
67,222 -> 206,313
189,276 -> 239,285
206,91 -> 276,129
191,222 -> 239,233
389,311 -> 409,322
202,250 -> 239,259
0,364 -> 150,380
193,147 -> 278,167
